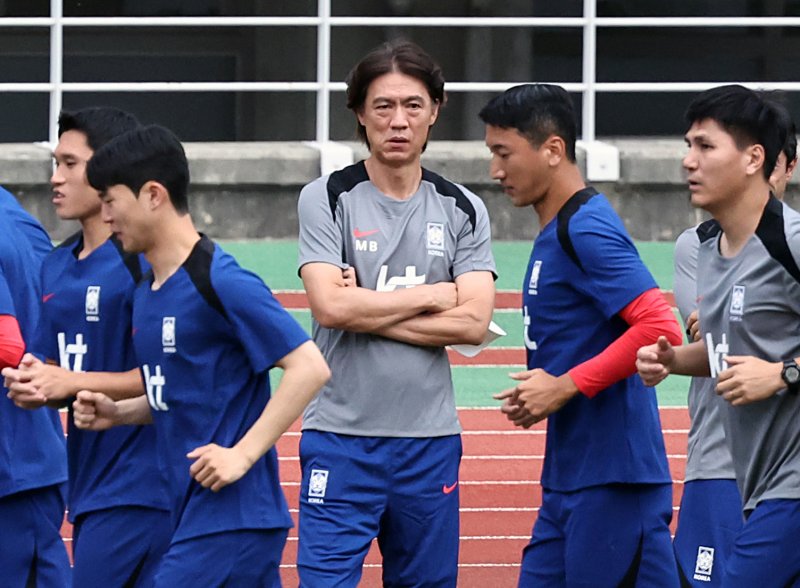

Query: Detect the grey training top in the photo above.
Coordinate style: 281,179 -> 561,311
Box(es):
674,227 -> 736,482
297,161 -> 496,437
697,197 -> 800,512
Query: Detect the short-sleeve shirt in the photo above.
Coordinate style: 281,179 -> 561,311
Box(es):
32,233 -> 169,521
0,209 -> 66,499
697,197 -> 800,512
297,161 -> 496,437
132,236 -> 309,543
674,227 -> 735,482
523,188 -> 671,491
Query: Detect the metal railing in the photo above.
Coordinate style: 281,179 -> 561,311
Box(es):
1,0 -> 799,144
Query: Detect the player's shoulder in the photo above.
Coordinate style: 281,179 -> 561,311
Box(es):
421,166 -> 485,229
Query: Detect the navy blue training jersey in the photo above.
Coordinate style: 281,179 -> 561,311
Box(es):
33,234 -> 169,521
132,236 -> 309,543
0,186 -> 52,260
523,189 -> 671,491
0,208 -> 66,499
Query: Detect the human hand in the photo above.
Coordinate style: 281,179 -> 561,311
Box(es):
187,444 -> 254,492
685,310 -> 701,342
636,336 -> 675,386
717,355 -> 783,406
72,390 -> 119,431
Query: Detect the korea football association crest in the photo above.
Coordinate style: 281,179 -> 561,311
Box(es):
693,546 -> 715,582
162,317 -> 176,353
729,284 -> 745,322
528,260 -> 543,295
426,221 -> 445,257
308,469 -> 329,504
85,286 -> 100,322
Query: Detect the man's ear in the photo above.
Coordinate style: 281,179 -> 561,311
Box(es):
744,144 -> 766,177
141,181 -> 170,210
542,135 -> 567,167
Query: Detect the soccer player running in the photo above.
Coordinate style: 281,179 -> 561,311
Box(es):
637,85 -> 800,586
71,124 -> 330,586
480,84 -> 683,587
671,107 -> 796,586
0,193 -> 69,586
296,40 -> 496,587
3,107 -> 173,587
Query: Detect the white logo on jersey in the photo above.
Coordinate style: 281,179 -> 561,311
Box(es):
426,222 -> 445,257
143,364 -> 169,411
693,545 -> 714,582
729,284 -> 745,321
308,468 -> 329,504
85,286 -> 100,322
162,317 -> 176,353
355,239 -> 379,253
705,332 -> 729,378
376,265 -> 426,292
528,260 -> 543,295
523,306 -> 538,351
58,332 -> 87,373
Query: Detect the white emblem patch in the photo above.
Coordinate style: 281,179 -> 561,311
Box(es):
162,317 -> 176,353
693,545 -> 714,582
308,469 -> 329,504
427,222 -> 445,257
528,260 -> 542,295
729,284 -> 745,321
85,286 -> 100,322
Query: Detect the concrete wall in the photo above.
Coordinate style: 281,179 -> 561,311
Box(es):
3,139 -> 794,242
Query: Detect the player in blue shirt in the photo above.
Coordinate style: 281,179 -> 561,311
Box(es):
0,192 -> 69,585
480,84 -> 683,587
72,124 -> 330,586
4,108 -> 173,587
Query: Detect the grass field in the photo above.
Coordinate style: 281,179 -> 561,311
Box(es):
219,239 -> 690,408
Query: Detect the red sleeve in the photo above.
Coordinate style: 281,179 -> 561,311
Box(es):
568,288 -> 683,398
0,314 -> 24,370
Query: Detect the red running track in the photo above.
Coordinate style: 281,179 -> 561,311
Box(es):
58,407 -> 690,587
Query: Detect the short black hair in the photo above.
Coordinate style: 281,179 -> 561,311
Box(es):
87,125 -> 190,214
684,84 -> 788,180
57,107 -> 140,152
478,84 -> 578,162
346,39 -> 446,150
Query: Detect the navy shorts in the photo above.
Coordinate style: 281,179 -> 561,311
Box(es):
723,498 -> 800,587
153,528 -> 287,587
518,483 -> 678,587
297,431 -> 462,588
72,505 -> 172,588
673,479 -> 742,586
0,483 -> 70,588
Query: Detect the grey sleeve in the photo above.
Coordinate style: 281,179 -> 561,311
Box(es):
297,177 -> 348,272
673,227 -> 700,324
452,188 -> 497,279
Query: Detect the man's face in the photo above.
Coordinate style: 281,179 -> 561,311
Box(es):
769,151 -> 797,200
484,124 -> 551,208
100,184 -> 150,253
357,71 -> 439,167
51,130 -> 102,221
683,119 -> 757,213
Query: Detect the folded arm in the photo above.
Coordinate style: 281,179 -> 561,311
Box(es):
375,270 -> 495,346
300,262 -> 457,333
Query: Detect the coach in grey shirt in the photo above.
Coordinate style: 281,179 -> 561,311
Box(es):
295,40 -> 496,587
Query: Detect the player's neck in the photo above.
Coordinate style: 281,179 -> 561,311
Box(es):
364,157 -> 422,200
534,165 -> 587,229
714,184 -> 770,257
78,213 -> 112,259
146,215 -> 201,289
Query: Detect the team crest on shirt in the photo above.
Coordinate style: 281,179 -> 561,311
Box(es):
308,469 -> 329,504
693,545 -> 714,582
426,222 -> 445,257
528,260 -> 543,295
729,284 -> 745,321
162,317 -> 176,353
85,286 -> 100,322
